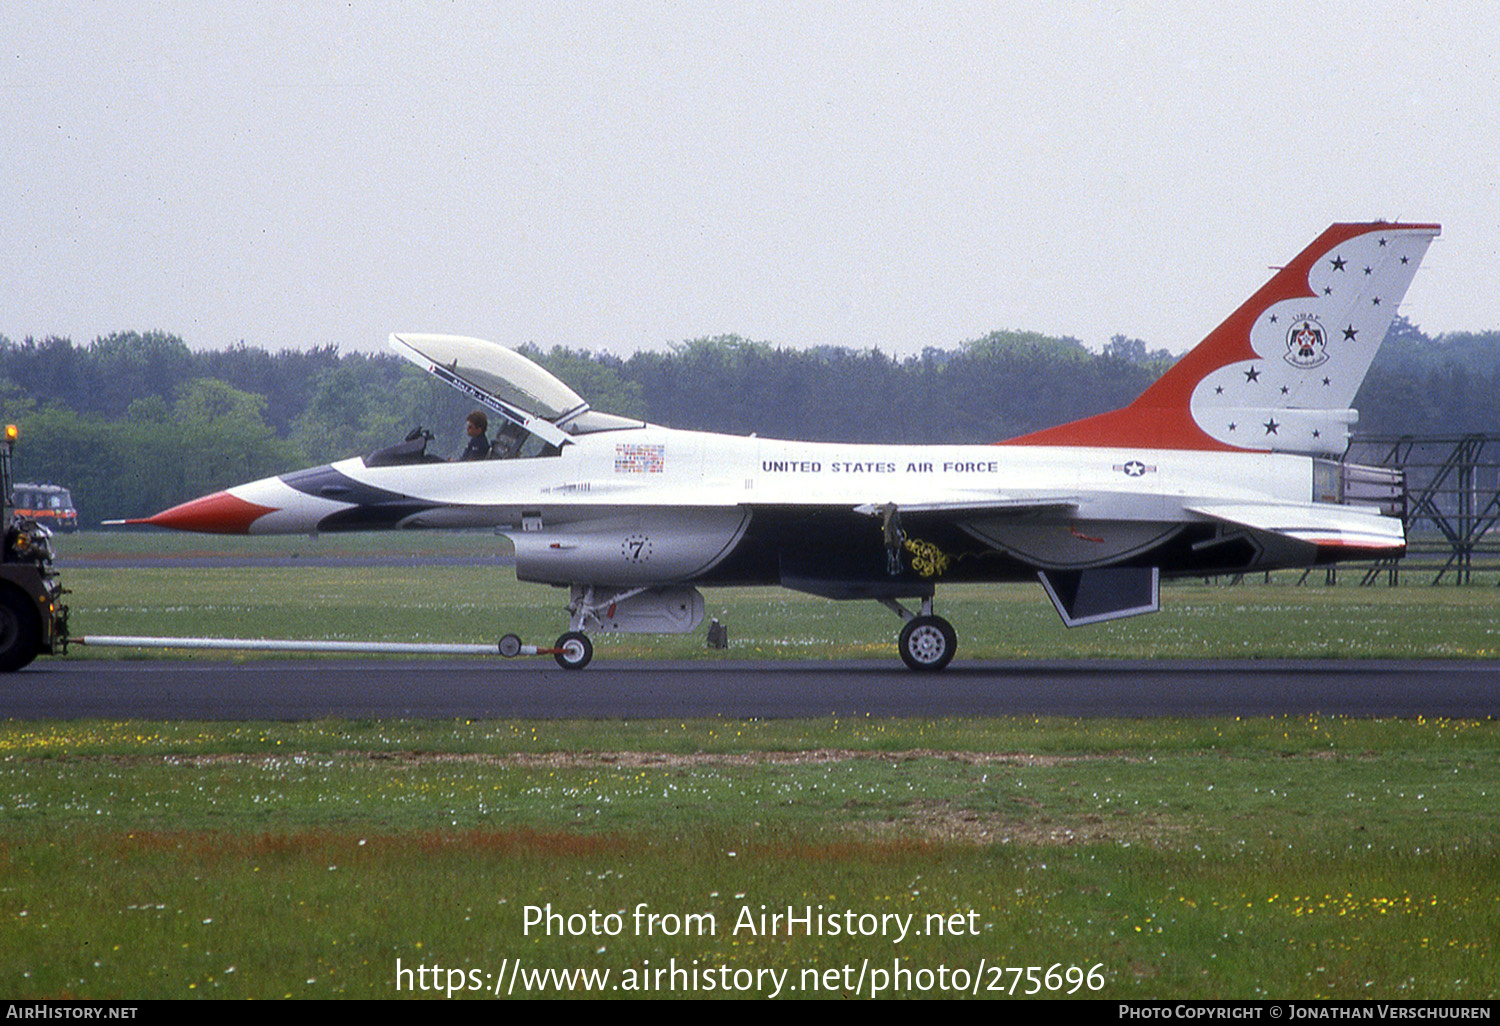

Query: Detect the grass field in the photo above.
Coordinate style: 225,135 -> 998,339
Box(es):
50,529 -> 1500,662
2,532 -> 1497,1000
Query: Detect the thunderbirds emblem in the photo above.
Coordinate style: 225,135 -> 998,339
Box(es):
1285,318 -> 1329,369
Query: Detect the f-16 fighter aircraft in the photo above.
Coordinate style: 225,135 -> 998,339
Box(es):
128,222 -> 1438,670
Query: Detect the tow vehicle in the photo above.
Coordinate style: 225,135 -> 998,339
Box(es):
0,425 -> 70,671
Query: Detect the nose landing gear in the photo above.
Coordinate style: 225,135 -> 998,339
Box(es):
497,630 -> 595,670
552,631 -> 593,670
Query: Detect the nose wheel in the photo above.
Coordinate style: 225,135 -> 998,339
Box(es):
496,630 -> 594,669
553,631 -> 593,670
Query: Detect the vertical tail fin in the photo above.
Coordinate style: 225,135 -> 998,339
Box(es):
1003,222 -> 1440,455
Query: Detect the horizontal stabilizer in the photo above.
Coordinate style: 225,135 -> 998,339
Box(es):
1038,567 -> 1160,627
1189,502 -> 1404,550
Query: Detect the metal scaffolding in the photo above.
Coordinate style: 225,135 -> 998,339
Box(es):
1333,434 -> 1500,585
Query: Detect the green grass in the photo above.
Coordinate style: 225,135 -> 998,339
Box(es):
8,533 -> 1499,999
51,530 -> 1500,661
1,718 -> 1497,999
66,565 -> 1500,661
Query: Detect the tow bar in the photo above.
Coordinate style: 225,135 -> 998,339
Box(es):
76,632 -> 588,669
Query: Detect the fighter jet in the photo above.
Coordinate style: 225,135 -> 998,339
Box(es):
126,222 -> 1438,670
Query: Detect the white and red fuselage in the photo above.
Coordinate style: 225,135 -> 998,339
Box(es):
142,428 -> 1390,583
129,222 -> 1437,660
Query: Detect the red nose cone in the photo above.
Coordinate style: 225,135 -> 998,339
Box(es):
133,491 -> 278,534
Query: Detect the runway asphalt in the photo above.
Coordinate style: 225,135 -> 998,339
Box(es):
3,657 -> 1497,719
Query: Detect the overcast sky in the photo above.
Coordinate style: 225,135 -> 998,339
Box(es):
3,2 -> 1497,358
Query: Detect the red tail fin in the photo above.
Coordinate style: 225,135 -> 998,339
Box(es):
1001,222 -> 1439,455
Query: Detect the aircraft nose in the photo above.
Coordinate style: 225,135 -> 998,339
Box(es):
133,489 -> 278,534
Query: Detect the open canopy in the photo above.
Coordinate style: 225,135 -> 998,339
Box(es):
390,333 -> 641,443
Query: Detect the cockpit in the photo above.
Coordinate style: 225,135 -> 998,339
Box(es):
366,334 -> 645,468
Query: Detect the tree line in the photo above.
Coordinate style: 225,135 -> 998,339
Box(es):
3,317 -> 1497,526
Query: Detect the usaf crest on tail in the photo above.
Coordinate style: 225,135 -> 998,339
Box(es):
1285,318 -> 1329,369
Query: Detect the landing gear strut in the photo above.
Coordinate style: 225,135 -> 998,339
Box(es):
879,595 -> 957,671
495,584 -> 707,671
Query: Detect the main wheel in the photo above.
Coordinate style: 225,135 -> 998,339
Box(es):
898,615 -> 956,671
0,587 -> 41,673
553,631 -> 593,670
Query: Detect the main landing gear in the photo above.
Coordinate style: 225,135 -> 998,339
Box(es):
497,585 -> 958,672
878,596 -> 957,671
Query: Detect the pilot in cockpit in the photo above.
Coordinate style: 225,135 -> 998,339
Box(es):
458,410 -> 490,461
